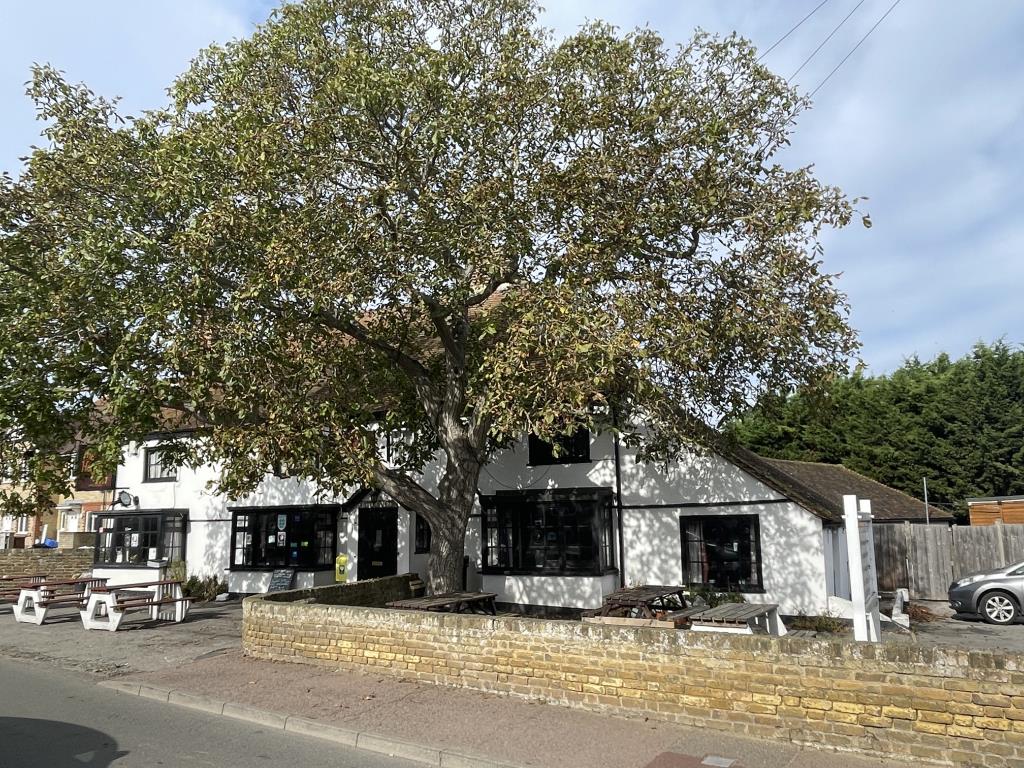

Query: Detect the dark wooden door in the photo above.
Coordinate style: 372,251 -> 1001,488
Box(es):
358,506 -> 398,580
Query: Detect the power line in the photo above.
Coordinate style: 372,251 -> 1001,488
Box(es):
790,0 -> 866,81
810,0 -> 904,97
757,0 -> 833,63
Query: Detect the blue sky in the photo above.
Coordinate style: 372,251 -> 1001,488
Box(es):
2,1 -> 1022,373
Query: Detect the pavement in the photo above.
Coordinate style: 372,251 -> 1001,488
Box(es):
0,600 -> 924,768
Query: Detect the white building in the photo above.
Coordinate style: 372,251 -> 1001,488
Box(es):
90,428 -> 948,615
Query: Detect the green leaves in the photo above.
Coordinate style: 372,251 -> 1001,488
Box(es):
1,0 -> 859,589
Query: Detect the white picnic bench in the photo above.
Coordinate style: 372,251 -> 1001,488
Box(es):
80,579 -> 191,631
13,577 -> 109,625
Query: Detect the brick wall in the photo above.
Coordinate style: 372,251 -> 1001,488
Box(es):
244,583 -> 1024,767
0,548 -> 94,579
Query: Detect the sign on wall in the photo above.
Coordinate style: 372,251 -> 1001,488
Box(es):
844,494 -> 881,642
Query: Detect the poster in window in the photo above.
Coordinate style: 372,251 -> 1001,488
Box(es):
130,533 -> 140,547
277,531 -> 287,546
277,514 -> 287,531
266,534 -> 275,544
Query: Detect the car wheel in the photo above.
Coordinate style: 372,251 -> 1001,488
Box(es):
980,592 -> 1019,625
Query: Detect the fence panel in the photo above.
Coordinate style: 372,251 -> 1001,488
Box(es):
952,525 -> 1003,579
873,525 -> 908,594
907,524 -> 953,600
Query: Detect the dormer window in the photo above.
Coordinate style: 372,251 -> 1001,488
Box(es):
527,428 -> 591,466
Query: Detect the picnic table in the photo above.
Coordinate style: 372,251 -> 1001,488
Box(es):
584,585 -> 690,620
386,591 -> 498,615
688,602 -> 787,636
81,579 -> 191,631
13,577 -> 109,625
0,573 -> 48,602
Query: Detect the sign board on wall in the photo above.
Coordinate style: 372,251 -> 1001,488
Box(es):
844,494 -> 881,642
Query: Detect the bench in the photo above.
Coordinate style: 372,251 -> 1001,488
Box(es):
81,580 -> 191,631
687,602 -> 787,636
13,577 -> 109,625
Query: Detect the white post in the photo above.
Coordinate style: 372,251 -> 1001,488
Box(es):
844,494 -> 880,643
858,499 -> 881,642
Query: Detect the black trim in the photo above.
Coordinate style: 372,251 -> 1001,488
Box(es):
622,498 -> 790,510
479,567 -> 619,577
612,424 -> 626,589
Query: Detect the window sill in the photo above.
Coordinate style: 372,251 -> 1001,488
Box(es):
142,477 -> 178,484
479,568 -> 619,578
227,565 -> 335,572
686,585 -> 766,595
525,459 -> 593,468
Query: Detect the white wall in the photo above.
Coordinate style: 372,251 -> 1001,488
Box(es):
621,502 -> 828,615
481,572 -> 619,610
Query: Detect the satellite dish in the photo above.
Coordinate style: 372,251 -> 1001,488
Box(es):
117,490 -> 134,508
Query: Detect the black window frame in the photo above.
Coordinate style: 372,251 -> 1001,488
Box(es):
229,505 -> 338,571
527,428 -> 591,466
143,446 -> 179,483
93,509 -> 187,567
679,514 -> 764,593
414,513 -> 432,554
480,488 -> 616,577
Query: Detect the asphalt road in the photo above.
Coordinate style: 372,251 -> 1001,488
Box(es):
0,658 -> 420,768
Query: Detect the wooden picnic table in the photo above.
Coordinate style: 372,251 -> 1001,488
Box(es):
13,577 -> 109,625
81,579 -> 191,631
0,572 -> 47,581
687,602 -> 787,636
386,591 -> 498,616
585,585 -> 689,620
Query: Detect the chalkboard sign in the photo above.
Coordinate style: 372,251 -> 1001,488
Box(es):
267,568 -> 295,593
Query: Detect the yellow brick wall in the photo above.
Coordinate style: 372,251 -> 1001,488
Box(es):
243,587 -> 1024,767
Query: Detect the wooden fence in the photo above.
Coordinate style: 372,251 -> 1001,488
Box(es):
871,522 -> 1024,600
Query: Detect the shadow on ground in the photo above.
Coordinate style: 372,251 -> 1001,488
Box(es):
0,717 -> 128,768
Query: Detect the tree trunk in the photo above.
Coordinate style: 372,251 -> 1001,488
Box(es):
426,448 -> 480,593
427,509 -> 469,594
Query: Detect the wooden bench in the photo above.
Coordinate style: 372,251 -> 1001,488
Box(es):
13,577 -> 109,625
81,579 -> 191,631
687,602 -> 787,636
386,591 -> 498,616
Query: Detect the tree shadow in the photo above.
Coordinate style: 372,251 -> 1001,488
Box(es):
0,717 -> 128,767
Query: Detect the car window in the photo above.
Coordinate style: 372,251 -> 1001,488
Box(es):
1010,566 -> 1024,576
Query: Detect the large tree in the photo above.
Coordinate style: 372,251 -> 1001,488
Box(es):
0,0 -> 861,590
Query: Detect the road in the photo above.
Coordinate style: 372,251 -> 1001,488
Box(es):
0,658 -> 420,768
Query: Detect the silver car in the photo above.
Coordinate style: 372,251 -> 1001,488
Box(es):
948,560 -> 1024,625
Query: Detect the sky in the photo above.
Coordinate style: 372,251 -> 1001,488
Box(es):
2,0 -> 1022,374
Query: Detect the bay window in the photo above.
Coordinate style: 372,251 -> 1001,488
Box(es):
95,510 -> 186,566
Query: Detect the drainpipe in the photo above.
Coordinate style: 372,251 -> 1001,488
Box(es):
612,422 -> 626,589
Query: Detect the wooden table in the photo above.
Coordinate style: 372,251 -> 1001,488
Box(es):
585,585 -> 689,620
386,591 -> 498,615
13,577 -> 109,625
81,579 -> 191,631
